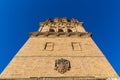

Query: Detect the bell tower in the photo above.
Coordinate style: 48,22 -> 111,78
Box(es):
38,18 -> 86,33
0,18 -> 119,80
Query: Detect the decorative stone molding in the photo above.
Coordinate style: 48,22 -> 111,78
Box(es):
30,32 -> 92,38
0,77 -> 107,80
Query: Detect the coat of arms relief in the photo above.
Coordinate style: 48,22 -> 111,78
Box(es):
54,58 -> 71,74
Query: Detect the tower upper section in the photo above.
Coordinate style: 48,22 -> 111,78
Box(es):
30,18 -> 91,37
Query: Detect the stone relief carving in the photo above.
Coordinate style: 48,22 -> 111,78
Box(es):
40,18 -> 84,27
54,58 -> 71,74
31,18 -> 91,38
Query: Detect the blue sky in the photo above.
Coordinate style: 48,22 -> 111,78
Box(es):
0,0 -> 120,76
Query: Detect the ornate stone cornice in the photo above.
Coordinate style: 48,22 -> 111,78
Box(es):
30,32 -> 92,38
39,18 -> 83,28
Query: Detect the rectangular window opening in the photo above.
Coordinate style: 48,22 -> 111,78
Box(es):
71,42 -> 82,51
44,42 -> 54,51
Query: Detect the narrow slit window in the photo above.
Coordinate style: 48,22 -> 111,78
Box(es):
71,42 -> 81,51
44,42 -> 54,51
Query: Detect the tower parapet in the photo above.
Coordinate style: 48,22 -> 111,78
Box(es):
30,18 -> 91,37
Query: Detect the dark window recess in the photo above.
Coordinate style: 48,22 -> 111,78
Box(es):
58,29 -> 64,32
67,29 -> 72,32
49,29 -> 55,32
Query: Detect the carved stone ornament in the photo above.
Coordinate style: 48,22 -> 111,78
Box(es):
54,58 -> 71,74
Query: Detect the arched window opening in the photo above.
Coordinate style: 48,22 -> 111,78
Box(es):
68,29 -> 72,32
58,29 -> 64,32
49,29 -> 55,32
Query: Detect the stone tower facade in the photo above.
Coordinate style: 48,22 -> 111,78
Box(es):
0,18 -> 119,80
